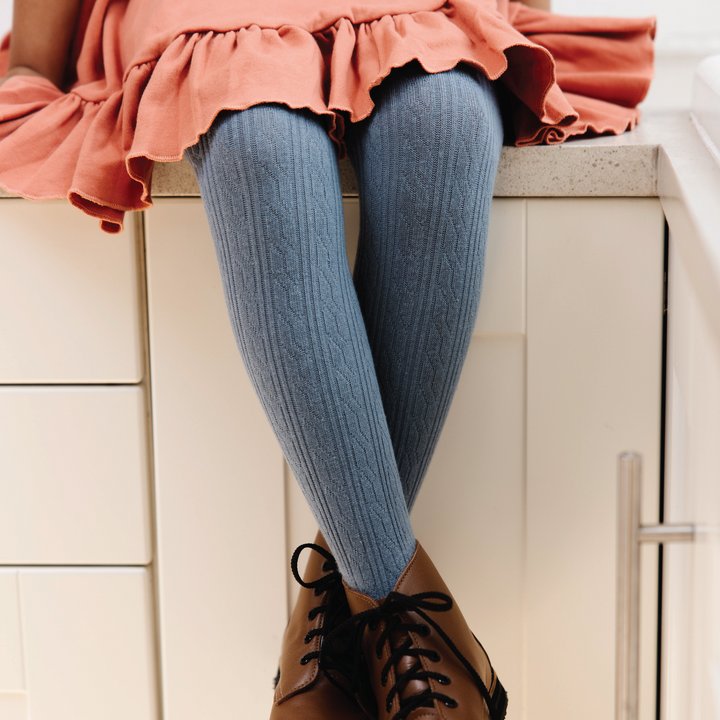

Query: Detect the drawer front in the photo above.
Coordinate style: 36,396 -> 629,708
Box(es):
0,200 -> 144,383
0,568 -> 158,720
0,386 -> 151,564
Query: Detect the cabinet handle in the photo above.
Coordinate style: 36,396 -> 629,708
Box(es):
615,452 -> 695,720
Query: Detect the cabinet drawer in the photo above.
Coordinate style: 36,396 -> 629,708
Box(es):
0,200 -> 144,383
0,568 -> 158,720
0,387 -> 151,564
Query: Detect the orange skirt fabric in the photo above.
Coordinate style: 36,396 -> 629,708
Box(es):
0,0 -> 655,233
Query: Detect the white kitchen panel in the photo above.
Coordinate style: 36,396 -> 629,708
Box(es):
412,334 -> 526,720
0,572 -> 24,691
526,198 -> 665,720
0,694 -> 28,720
474,199 -> 526,335
0,386 -> 152,565
145,199 -> 287,720
19,568 -> 157,720
662,233 -> 720,720
0,199 -> 144,383
341,198 -> 526,336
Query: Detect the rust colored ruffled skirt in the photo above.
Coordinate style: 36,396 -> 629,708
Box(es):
0,0 -> 655,232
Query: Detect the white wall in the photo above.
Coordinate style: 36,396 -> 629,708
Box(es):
553,0 -> 720,53
553,0 -> 720,111
0,0 -> 11,39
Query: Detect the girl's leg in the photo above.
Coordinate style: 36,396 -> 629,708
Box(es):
184,106 -> 415,600
345,63 -> 503,510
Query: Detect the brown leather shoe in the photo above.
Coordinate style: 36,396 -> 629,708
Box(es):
344,542 -> 508,720
270,533 -> 372,720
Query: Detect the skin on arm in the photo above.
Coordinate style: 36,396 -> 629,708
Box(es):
2,0 -> 83,87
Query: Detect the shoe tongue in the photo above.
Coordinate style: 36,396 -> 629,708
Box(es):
391,622 -> 431,701
391,544 -> 453,703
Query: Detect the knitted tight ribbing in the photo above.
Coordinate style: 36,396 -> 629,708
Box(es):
185,64 -> 503,599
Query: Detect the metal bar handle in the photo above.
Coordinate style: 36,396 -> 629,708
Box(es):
615,452 -> 695,720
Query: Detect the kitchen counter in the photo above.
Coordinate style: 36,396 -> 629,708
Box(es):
150,115 -> 665,198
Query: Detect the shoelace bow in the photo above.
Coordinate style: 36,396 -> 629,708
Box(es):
332,590 -> 498,720
290,543 -> 358,693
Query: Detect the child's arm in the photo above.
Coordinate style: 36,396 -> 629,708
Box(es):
3,0 -> 83,87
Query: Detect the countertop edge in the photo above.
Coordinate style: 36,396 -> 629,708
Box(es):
146,141 -> 660,199
657,132 -> 720,343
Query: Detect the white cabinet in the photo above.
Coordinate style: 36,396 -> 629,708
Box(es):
0,386 -> 152,564
475,199 -> 526,335
0,197 -> 156,720
0,569 -> 158,720
145,197 -> 665,720
144,201 -> 287,720
524,199 -> 665,720
418,198 -> 664,720
0,190 -> 670,720
0,201 -> 144,384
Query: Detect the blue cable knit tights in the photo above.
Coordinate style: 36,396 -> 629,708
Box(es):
185,63 -> 503,599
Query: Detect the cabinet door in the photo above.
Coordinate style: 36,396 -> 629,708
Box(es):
144,199 -> 287,720
526,198 -> 665,720
0,568 -> 158,720
0,200 -> 144,383
0,386 -> 152,564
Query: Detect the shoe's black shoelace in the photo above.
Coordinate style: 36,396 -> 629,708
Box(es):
289,543 -> 358,694
339,590 -> 498,720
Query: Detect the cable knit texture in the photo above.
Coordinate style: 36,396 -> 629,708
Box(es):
185,65 -> 502,598
348,63 -> 502,509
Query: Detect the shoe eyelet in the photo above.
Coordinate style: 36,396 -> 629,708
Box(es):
386,701 -> 393,712
429,651 -> 441,662
304,634 -> 312,644
444,699 -> 458,708
438,676 -> 451,685
381,674 -> 388,686
369,621 -> 378,632
376,650 -> 382,660
299,656 -> 310,666
419,625 -> 431,637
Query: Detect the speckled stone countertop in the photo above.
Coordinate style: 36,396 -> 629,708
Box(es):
151,114 -> 670,198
